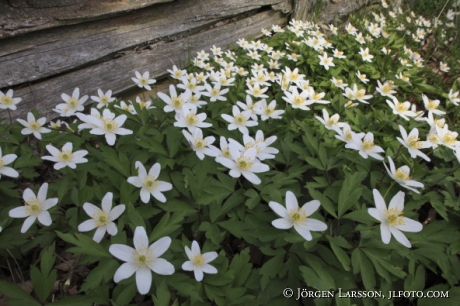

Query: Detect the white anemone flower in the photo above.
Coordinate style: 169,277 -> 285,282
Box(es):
42,142 -> 88,170
282,86 -> 313,110
85,109 -> 133,146
436,124 -> 459,150
0,147 -> 19,179
448,89 -> 460,106
376,80 -> 397,98
109,227 -> 174,295
221,105 -> 258,135
174,105 -> 211,133
54,88 -> 87,117
383,157 -> 424,194
182,241 -> 218,282
240,131 -> 278,160
318,53 -> 335,70
254,99 -> 284,121
0,89 -> 22,110
245,83 -> 269,99
236,95 -> 259,121
422,94 -> 446,116
368,189 -> 423,248
127,162 -> 173,203
78,192 -> 125,243
269,191 -> 327,241
91,89 -> 116,108
9,183 -> 58,233
158,85 -> 192,113
335,124 -> 365,144
216,144 -> 269,185
386,97 -> 416,120
132,71 -> 156,91
315,108 -> 346,131
182,128 -> 218,160
396,125 -> 431,161
345,132 -> 385,160
202,83 -> 229,102
17,112 -> 51,140
359,47 -> 374,62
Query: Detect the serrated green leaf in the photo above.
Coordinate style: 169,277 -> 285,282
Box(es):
338,172 -> 365,217
0,280 -> 41,306
56,231 -> 111,257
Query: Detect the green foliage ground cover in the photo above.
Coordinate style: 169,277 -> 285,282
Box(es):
0,0 -> 459,305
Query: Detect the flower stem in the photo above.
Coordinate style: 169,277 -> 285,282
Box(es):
383,181 -> 395,200
7,109 -> 13,127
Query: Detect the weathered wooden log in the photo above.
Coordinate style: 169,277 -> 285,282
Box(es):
0,0 -> 285,89
0,0 -> 173,39
291,0 -> 378,24
2,10 -> 286,123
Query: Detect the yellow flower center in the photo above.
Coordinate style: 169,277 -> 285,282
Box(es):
382,84 -> 392,94
172,97 -> 183,108
293,95 -> 304,106
356,90 -> 365,99
93,210 -> 109,227
222,148 -> 231,158
327,118 -> 337,126
442,132 -> 458,145
144,175 -> 159,191
103,118 -> 118,132
344,130 -> 353,141
186,113 -> 199,125
234,114 -> 247,125
427,100 -> 438,110
385,208 -> 404,227
58,150 -> 74,161
132,248 -> 153,268
29,121 -> 41,131
139,77 -> 149,85
25,198 -> 41,215
395,168 -> 410,181
193,254 -> 206,266
290,72 -> 299,81
67,97 -> 78,108
428,134 -> 439,144
194,138 -> 207,149
1,96 -> 13,105
407,136 -> 422,149
174,71 -> 183,78
395,102 -> 409,112
363,139 -> 375,151
0,159 -> 4,168
237,156 -> 253,170
211,88 -> 220,96
101,96 -> 109,104
252,87 -> 261,96
138,101 -> 148,109
289,208 -> 307,224
311,92 -> 322,100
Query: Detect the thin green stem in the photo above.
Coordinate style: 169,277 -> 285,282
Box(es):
7,109 -> 13,127
344,225 -> 379,235
383,181 -> 395,200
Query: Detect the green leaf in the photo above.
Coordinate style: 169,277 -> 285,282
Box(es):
80,259 -> 118,292
40,243 -> 56,276
150,212 -> 185,241
305,156 -> 325,170
127,203 -> 145,228
229,248 -> 252,287
56,231 -> 111,257
337,172 -> 366,217
30,266 -> 56,303
0,280 -> 41,306
351,248 -> 375,290
97,145 -> 129,177
153,279 -> 171,306
260,254 -> 284,290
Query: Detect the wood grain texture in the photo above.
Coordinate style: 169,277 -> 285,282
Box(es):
291,0 -> 376,23
0,0 -> 173,39
0,0 -> 286,88
1,10 -> 287,122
